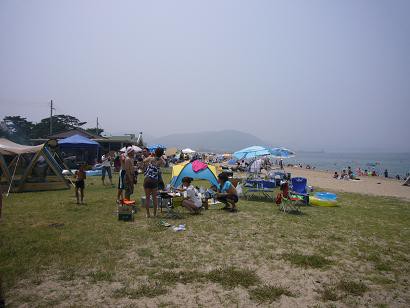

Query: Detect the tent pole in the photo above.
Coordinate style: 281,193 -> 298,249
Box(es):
41,148 -> 71,189
7,154 -> 20,196
0,154 -> 11,183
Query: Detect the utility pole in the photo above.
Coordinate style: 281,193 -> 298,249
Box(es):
96,117 -> 99,132
49,100 -> 55,136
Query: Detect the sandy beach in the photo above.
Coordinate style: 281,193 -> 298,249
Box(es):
287,166 -> 410,201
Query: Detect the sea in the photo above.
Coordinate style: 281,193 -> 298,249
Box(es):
285,152 -> 410,179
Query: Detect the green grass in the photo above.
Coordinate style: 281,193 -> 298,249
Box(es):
337,279 -> 368,296
282,252 -> 332,269
0,172 -> 409,306
319,286 -> 339,302
249,284 -> 295,303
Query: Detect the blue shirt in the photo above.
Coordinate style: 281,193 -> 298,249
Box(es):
219,181 -> 232,193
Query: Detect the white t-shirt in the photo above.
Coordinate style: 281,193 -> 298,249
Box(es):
101,155 -> 111,167
185,185 -> 202,208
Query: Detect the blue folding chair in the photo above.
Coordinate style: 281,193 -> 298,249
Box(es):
261,180 -> 276,201
291,177 -> 309,205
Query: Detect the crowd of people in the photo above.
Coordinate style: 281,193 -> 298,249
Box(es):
73,145 -> 239,218
332,166 -> 408,181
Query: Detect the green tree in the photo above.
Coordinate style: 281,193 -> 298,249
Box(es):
31,114 -> 87,138
2,116 -> 34,141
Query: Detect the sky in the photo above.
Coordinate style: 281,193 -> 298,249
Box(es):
1,0 -> 409,152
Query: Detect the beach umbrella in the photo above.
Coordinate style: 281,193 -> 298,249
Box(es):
182,148 -> 196,154
270,147 -> 295,158
233,146 -> 272,160
147,144 -> 166,153
119,145 -> 142,153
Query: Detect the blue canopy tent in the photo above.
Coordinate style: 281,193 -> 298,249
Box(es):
58,134 -> 100,164
170,161 -> 219,188
147,144 -> 166,153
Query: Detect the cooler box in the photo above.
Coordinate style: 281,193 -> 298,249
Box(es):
118,205 -> 134,221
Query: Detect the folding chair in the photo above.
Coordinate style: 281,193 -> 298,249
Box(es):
290,177 -> 309,205
277,181 -> 302,213
261,180 -> 276,201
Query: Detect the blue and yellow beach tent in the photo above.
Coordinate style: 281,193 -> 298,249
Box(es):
170,161 -> 219,188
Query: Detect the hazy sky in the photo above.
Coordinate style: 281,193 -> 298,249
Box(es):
1,0 -> 409,152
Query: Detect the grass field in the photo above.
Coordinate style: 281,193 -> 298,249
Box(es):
1,172 -> 409,307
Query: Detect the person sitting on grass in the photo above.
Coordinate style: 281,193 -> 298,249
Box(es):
74,165 -> 86,204
178,177 -> 202,214
215,172 -> 238,212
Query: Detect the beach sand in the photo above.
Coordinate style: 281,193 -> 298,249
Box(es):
287,166 -> 410,200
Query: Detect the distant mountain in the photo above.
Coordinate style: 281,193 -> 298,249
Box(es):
150,130 -> 269,153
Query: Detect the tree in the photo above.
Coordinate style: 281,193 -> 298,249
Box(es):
31,114 -> 87,138
2,116 -> 34,141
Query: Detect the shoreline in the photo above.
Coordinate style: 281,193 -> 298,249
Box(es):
286,166 -> 410,201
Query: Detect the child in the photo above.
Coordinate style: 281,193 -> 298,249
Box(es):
74,165 -> 86,204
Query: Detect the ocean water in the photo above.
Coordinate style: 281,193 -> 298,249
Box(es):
285,152 -> 410,179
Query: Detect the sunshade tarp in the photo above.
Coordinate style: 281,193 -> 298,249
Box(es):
58,134 -> 100,149
0,138 -> 44,155
170,161 -> 218,188
182,148 -> 195,154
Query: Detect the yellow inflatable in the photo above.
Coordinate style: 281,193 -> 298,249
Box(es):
310,196 -> 338,207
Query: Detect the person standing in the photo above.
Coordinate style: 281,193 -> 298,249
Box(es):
101,152 -> 113,186
143,148 -> 165,217
124,147 -> 135,200
74,165 -> 86,204
116,150 -> 127,203
384,169 -> 389,178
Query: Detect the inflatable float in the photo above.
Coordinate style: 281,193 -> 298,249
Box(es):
310,192 -> 338,207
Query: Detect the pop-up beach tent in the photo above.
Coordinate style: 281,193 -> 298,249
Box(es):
0,138 -> 69,193
170,160 -> 219,188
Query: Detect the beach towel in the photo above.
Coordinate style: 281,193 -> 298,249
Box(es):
192,160 -> 207,173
